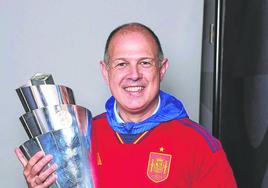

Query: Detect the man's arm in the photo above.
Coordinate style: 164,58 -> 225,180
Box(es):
191,149 -> 237,188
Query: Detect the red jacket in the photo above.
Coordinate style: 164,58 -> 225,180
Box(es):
90,113 -> 237,188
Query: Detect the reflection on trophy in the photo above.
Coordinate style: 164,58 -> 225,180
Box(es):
16,73 -> 93,188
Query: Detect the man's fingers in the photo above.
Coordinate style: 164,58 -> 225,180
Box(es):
24,151 -> 45,176
30,154 -> 53,177
15,147 -> 27,167
35,163 -> 57,185
42,174 -> 58,188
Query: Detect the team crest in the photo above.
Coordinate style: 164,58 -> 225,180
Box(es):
147,152 -> 172,183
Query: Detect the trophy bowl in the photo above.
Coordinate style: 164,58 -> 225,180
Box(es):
16,74 -> 93,187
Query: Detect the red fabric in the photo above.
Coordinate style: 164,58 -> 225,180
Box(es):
90,114 -> 237,188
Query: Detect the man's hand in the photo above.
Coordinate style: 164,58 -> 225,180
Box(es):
15,148 -> 57,188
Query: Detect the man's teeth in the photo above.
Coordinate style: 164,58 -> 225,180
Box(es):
125,86 -> 143,92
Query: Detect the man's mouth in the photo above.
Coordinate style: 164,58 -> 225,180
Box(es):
124,86 -> 144,92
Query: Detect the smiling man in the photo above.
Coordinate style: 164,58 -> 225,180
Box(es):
16,22 -> 237,188
90,23 -> 237,188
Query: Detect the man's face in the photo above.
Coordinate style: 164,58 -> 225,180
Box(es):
101,31 -> 168,121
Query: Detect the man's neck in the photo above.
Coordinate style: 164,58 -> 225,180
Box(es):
114,96 -> 161,123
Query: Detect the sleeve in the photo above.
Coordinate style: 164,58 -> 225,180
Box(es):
191,148 -> 238,188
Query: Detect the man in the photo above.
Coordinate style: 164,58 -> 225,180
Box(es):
16,22 -> 237,187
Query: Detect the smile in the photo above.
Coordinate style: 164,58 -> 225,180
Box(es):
124,86 -> 144,92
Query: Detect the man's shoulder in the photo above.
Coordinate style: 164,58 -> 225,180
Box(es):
164,118 -> 222,153
92,112 -> 107,121
91,113 -> 108,129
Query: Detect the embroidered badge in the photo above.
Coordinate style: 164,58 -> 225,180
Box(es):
147,152 -> 172,183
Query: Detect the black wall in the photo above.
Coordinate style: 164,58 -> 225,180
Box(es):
220,0 -> 268,187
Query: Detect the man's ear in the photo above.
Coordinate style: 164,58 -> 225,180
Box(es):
100,61 -> 109,85
159,58 -> 169,81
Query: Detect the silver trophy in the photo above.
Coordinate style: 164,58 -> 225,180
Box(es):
16,73 -> 93,188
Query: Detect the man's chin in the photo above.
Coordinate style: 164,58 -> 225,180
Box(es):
119,104 -> 146,114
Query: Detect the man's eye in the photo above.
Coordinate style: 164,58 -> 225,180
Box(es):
139,61 -> 153,67
114,62 -> 128,68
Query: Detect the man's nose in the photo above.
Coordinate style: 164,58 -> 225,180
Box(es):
127,64 -> 142,80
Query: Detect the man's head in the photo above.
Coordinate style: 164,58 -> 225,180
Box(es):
103,23 -> 164,63
101,22 -> 169,122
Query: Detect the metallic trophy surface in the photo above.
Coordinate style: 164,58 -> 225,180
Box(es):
16,73 -> 93,188
19,104 -> 90,138
20,126 -> 91,188
16,85 -> 75,112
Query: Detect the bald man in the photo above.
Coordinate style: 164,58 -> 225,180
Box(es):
16,23 -> 237,188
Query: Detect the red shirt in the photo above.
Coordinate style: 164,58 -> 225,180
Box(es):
90,113 -> 237,188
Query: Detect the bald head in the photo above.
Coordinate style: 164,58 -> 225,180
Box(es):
103,23 -> 164,62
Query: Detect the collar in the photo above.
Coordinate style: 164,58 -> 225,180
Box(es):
105,90 -> 188,134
